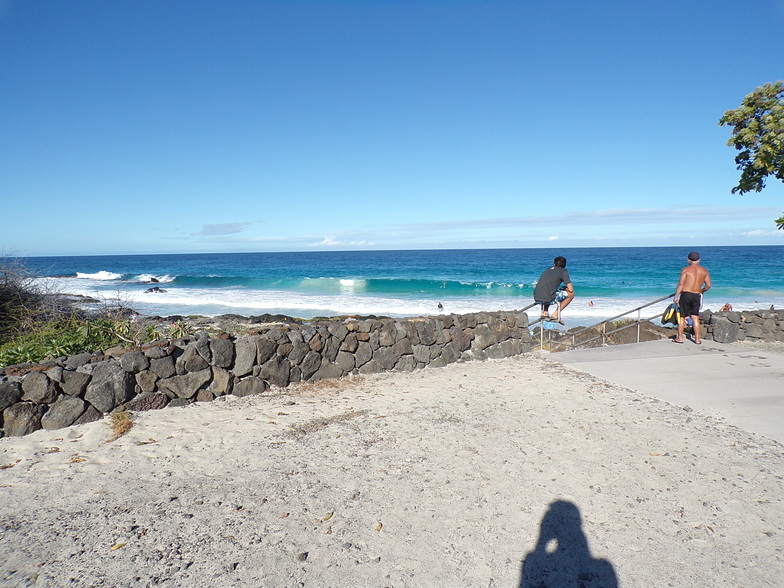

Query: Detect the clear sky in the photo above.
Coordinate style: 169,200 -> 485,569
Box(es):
2,0 -> 783,256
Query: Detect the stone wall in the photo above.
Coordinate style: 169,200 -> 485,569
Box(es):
0,311 -> 531,437
701,309 -> 784,344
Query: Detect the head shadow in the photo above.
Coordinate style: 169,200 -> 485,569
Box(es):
520,500 -> 618,588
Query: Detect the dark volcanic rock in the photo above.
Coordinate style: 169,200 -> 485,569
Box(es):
150,356 -> 176,379
711,317 -> 740,344
41,396 -> 86,430
336,351 -> 355,372
373,347 -> 397,370
259,355 -> 291,388
84,362 -> 135,413
232,337 -> 258,377
123,392 -> 169,412
233,377 -> 267,397
209,367 -> 233,396
472,324 -> 496,350
449,327 -> 472,352
0,381 -> 23,412
61,371 -> 91,397
158,369 -> 212,399
21,372 -> 60,404
354,342 -> 372,368
135,370 -> 159,394
3,402 -> 47,436
256,338 -> 278,365
299,351 -> 322,380
120,350 -> 150,374
248,314 -> 301,324
312,360 -> 344,381
143,345 -> 168,360
64,353 -> 94,369
181,345 -> 210,373
209,338 -> 235,368
73,405 -> 102,426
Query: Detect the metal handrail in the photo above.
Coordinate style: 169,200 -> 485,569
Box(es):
518,302 -> 558,333
531,292 -> 675,352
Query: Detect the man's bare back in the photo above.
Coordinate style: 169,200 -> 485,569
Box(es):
677,264 -> 711,294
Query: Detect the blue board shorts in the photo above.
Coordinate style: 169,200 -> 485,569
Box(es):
536,290 -> 568,308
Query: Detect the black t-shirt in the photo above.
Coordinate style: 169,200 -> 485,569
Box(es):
533,267 -> 571,302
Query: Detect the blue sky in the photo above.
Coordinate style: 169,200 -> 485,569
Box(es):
2,0 -> 783,256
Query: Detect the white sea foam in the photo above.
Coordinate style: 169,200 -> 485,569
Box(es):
126,288 -> 685,324
294,277 -> 369,293
134,274 -> 175,283
35,277 -> 784,325
75,271 -> 122,280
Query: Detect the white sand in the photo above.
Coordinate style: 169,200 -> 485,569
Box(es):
1,353 -> 783,587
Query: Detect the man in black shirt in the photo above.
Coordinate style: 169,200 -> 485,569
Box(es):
533,256 -> 574,323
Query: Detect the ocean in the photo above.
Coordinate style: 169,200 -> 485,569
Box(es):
17,246 -> 784,327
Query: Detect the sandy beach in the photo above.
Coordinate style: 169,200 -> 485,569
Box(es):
1,351 -> 783,587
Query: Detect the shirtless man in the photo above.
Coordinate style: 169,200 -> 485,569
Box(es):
673,251 -> 711,344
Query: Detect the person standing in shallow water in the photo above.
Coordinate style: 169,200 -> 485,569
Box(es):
674,251 -> 711,344
533,256 -> 574,324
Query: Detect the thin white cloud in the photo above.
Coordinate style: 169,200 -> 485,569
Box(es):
743,229 -> 784,238
311,237 -> 374,247
193,223 -> 250,237
286,205 -> 784,250
381,206 -> 782,234
179,207 -> 782,251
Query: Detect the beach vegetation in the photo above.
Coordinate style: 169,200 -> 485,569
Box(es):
108,410 -> 133,441
719,81 -> 784,228
168,319 -> 191,339
1,256 -> 47,341
0,256 -> 189,369
0,316 -> 123,367
0,312 -> 197,368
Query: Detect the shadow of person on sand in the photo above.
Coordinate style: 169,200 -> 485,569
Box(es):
520,500 -> 618,588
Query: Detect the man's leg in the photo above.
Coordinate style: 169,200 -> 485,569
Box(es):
552,291 -> 574,322
675,317 -> 685,343
692,314 -> 701,344
559,291 -> 575,313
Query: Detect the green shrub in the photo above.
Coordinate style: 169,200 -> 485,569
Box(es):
0,257 -> 198,369
0,342 -> 45,366
0,315 -> 128,367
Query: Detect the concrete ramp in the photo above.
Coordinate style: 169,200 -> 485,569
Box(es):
549,338 -> 784,444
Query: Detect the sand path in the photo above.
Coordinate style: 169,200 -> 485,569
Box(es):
1,353 -> 782,587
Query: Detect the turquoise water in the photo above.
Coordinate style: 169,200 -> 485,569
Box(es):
19,246 -> 784,326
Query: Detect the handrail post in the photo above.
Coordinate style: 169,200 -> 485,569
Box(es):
540,320 -> 543,351
636,309 -> 641,343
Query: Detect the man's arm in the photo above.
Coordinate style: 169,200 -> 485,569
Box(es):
701,271 -> 712,293
674,268 -> 687,301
